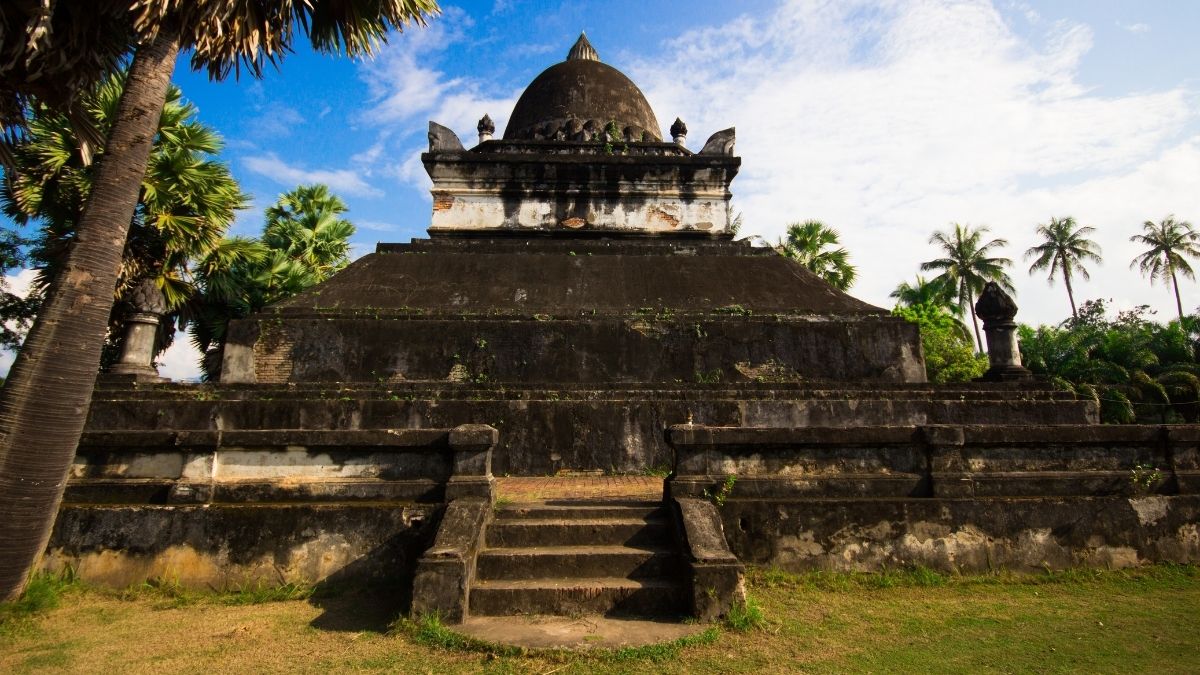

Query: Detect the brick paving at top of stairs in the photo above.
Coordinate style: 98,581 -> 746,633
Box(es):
495,476 -> 663,502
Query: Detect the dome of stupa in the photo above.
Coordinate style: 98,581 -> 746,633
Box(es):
503,33 -> 662,142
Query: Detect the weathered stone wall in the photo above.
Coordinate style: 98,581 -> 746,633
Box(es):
232,315 -> 926,386
42,504 -> 437,590
668,424 -> 1200,571
84,384 -> 1095,476
423,142 -> 739,235
718,496 -> 1200,572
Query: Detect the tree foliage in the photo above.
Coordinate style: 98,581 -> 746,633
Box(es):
778,220 -> 856,290
921,223 -> 1012,352
188,184 -> 356,380
0,0 -> 439,605
1019,300 -> 1200,424
893,303 -> 986,384
1,71 -> 246,362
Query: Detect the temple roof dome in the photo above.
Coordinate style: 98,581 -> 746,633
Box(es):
503,34 -> 662,142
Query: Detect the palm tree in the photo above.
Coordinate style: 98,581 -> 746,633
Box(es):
778,220 -> 857,290
2,71 -> 246,362
0,1 -> 439,602
1130,216 -> 1200,325
921,223 -> 1013,352
890,275 -> 959,315
1024,216 -> 1102,320
263,184 -> 355,281
1,3 -> 133,164
187,185 -> 357,381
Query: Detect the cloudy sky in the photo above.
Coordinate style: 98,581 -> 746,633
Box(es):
4,0 -> 1200,380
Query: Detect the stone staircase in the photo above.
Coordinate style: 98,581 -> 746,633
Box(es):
468,500 -> 688,617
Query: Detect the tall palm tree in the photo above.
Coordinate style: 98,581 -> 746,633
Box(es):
778,220 -> 857,290
1130,216 -> 1200,325
1024,216 -> 1102,320
2,72 -> 246,345
0,0 -> 439,602
921,223 -> 1013,352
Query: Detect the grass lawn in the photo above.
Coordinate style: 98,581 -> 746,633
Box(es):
2,565 -> 1197,674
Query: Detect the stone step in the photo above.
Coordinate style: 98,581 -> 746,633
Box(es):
495,501 -> 664,521
469,577 -> 687,617
475,545 -> 679,580
486,517 -> 671,548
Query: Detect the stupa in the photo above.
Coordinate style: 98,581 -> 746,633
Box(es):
48,36 -> 1197,624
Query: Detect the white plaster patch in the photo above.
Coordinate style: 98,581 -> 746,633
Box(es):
215,449 -> 390,479
775,532 -> 826,566
1129,496 -> 1169,526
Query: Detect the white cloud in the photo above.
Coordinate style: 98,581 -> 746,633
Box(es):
356,220 -> 402,232
0,268 -> 39,377
631,0 -> 1199,326
1118,21 -> 1150,35
356,7 -> 520,190
243,153 -> 382,197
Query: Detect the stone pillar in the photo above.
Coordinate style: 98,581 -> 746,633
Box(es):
109,279 -> 167,382
974,281 -> 1032,381
477,114 -> 494,144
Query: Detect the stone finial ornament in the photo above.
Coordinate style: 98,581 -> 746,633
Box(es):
700,128 -> 736,155
428,121 -> 465,152
109,278 -> 167,382
975,281 -> 1018,323
477,114 -> 495,144
128,277 -> 167,315
567,32 -> 599,62
670,117 -> 687,145
974,282 -> 1032,381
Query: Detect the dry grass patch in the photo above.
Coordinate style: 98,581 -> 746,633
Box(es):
2,565 -> 1197,674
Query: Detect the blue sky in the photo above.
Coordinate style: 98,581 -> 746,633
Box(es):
5,1 -> 1200,379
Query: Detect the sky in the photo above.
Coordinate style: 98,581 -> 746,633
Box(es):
4,0 -> 1200,380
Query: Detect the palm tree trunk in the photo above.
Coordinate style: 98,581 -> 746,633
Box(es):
1063,268 -> 1077,319
967,287 -> 983,352
1171,265 -> 1185,325
0,31 -> 181,602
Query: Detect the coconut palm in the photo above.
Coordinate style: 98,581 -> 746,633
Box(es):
1024,216 -> 1102,320
0,0 -> 439,602
1130,216 -> 1200,325
921,223 -> 1013,352
778,220 -> 857,290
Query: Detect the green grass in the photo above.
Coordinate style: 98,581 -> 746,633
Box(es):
724,595 -> 766,632
0,571 -> 79,636
2,565 -> 1198,673
117,577 -> 313,608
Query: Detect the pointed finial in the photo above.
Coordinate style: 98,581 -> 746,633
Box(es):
670,117 -> 688,145
567,32 -> 599,62
477,114 -> 494,143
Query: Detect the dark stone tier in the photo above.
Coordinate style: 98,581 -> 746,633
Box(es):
220,237 -> 926,385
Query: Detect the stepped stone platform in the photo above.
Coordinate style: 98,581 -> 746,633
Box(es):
47,34 -> 1199,629
83,379 -> 1094,475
